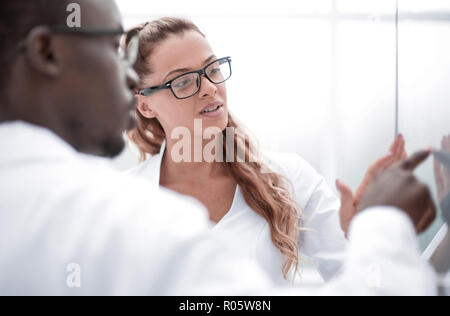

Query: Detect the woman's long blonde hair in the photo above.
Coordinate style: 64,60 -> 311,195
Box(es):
124,17 -> 302,280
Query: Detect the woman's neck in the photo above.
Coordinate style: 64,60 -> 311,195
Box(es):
161,136 -> 229,184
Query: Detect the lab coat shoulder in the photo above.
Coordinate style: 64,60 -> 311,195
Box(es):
127,155 -> 159,178
0,146 -> 227,295
79,154 -> 210,230
68,155 -> 216,251
262,151 -> 347,281
263,152 -> 339,216
47,157 -> 274,295
76,159 -> 276,295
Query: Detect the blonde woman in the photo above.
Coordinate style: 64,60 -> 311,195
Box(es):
124,18 -> 407,285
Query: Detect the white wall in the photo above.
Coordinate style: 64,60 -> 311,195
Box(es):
399,1 -> 450,247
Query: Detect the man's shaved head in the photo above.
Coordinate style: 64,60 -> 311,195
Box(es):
0,0 -> 71,100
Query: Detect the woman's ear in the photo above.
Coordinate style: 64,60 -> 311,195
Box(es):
135,94 -> 157,119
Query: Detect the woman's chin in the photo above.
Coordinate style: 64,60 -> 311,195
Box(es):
200,110 -> 229,131
206,117 -> 228,132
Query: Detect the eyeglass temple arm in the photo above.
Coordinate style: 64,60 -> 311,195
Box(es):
139,84 -> 171,96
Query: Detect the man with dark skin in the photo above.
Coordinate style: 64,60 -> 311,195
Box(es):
0,0 -> 138,157
0,0 -> 438,295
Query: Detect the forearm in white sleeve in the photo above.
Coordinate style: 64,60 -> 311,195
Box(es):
319,206 -> 438,296
273,207 -> 437,296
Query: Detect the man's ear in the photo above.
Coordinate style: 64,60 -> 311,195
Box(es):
23,26 -> 61,77
136,94 -> 157,119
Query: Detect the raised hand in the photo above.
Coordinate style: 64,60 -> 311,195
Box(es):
357,150 -> 436,234
337,134 -> 408,235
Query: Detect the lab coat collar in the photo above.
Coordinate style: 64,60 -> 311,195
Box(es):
137,138 -> 241,199
136,138 -> 241,227
153,139 -> 167,187
0,120 -> 78,164
131,139 -> 167,189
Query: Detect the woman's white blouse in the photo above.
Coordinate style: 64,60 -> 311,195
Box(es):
128,142 -> 347,286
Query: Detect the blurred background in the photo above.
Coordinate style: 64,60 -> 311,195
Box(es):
112,0 -> 450,267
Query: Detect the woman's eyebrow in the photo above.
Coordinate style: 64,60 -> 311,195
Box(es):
203,55 -> 217,65
163,55 -> 217,81
164,67 -> 191,82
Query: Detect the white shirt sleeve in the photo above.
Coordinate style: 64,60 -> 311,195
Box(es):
271,206 -> 437,296
296,160 -> 347,281
320,206 -> 438,296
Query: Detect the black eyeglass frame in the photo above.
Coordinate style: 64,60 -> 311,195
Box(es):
16,26 -> 140,66
138,56 -> 232,100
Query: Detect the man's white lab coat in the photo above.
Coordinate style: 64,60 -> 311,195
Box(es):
0,121 -> 437,295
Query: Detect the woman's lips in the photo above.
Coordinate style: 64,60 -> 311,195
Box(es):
200,101 -> 222,113
200,104 -> 224,118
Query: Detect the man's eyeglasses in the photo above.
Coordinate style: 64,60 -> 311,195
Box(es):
17,26 -> 139,67
138,57 -> 232,100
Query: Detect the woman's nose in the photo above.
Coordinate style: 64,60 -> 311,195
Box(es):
199,75 -> 217,98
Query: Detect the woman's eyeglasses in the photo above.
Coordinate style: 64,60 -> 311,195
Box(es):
138,57 -> 232,100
